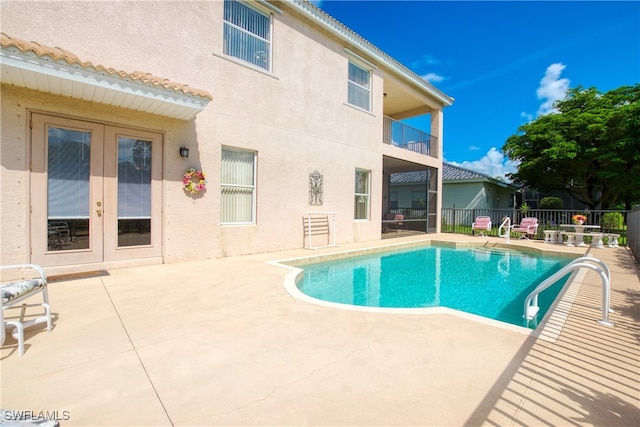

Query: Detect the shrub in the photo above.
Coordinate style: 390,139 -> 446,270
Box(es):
602,212 -> 624,230
540,197 -> 564,209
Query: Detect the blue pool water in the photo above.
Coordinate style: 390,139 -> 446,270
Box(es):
296,245 -> 572,328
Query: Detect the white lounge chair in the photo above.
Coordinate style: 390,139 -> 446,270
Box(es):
1,264 -> 52,356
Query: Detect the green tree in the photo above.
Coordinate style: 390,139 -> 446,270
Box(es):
539,197 -> 563,209
503,84 -> 640,209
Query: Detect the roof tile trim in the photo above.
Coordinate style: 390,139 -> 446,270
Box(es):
1,32 -> 213,101
442,162 -> 491,181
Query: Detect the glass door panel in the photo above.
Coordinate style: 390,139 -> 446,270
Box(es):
103,126 -> 162,262
31,114 -> 104,267
117,137 -> 152,247
47,127 -> 91,251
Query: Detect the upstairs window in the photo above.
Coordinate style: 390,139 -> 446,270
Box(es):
348,60 -> 371,111
223,0 -> 271,71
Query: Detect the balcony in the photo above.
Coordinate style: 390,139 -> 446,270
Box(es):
383,116 -> 438,158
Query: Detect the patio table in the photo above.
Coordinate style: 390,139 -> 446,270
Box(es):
559,224 -> 601,247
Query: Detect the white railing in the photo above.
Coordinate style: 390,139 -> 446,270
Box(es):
524,256 -> 612,327
304,212 -> 339,250
498,216 -> 511,242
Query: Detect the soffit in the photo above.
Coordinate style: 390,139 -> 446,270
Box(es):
0,33 -> 212,121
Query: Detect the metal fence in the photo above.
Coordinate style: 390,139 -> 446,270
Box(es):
382,116 -> 437,157
627,208 -> 640,263
441,208 -> 630,246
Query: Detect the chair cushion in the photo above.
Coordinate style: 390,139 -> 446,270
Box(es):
1,278 -> 47,304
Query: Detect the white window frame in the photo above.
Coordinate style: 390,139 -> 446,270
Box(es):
347,59 -> 371,112
354,168 -> 371,220
223,0 -> 273,71
221,147 -> 257,225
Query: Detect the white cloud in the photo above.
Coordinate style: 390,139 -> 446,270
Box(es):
468,145 -> 481,151
411,54 -> 441,69
520,111 -> 533,123
447,148 -> 519,182
536,63 -> 570,116
421,72 -> 445,83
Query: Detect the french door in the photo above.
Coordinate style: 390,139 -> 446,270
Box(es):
31,114 -> 163,267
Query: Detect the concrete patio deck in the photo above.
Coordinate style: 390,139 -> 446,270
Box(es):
2,234 -> 639,426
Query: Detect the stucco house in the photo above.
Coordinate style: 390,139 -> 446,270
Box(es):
390,162 -> 519,211
441,163 -> 519,210
1,0 -> 453,274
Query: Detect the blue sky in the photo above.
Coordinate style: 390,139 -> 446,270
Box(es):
313,0 -> 640,180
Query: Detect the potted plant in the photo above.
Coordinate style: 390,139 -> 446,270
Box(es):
572,214 -> 587,225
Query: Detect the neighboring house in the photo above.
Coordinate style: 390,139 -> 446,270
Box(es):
0,0 -> 453,274
440,163 -> 519,210
390,162 -> 519,212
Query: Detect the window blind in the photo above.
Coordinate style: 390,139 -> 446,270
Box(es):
221,148 -> 255,223
223,0 -> 271,70
47,127 -> 91,219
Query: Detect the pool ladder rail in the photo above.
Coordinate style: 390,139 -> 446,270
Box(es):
524,256 -> 613,328
498,216 -> 511,242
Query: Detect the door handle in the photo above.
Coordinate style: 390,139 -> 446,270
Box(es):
96,209 -> 102,217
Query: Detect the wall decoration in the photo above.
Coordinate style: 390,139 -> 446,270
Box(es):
309,170 -> 323,205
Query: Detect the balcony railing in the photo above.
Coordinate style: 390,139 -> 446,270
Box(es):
383,116 -> 437,158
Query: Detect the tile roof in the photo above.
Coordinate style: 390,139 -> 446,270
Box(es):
442,162 -> 491,181
390,163 -> 505,184
1,32 -> 212,101
390,170 -> 427,184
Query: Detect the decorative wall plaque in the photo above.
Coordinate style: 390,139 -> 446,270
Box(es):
309,170 -> 323,205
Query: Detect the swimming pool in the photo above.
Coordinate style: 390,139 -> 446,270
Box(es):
293,245 -> 572,329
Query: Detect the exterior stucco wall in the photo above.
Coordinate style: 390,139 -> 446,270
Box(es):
442,182 -> 515,210
442,182 -> 488,209
1,1 -> 443,270
392,184 -> 429,209
495,187 -> 517,209
0,85 -> 205,265
0,86 -> 31,265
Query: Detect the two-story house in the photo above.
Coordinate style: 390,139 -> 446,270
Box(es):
0,0 -> 453,274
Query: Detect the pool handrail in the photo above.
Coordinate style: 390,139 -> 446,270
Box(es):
524,256 -> 612,327
498,216 -> 511,242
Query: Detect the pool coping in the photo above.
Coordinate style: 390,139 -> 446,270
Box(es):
271,239 -> 585,341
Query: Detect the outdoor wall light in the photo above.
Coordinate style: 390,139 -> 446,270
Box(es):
179,146 -> 190,158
